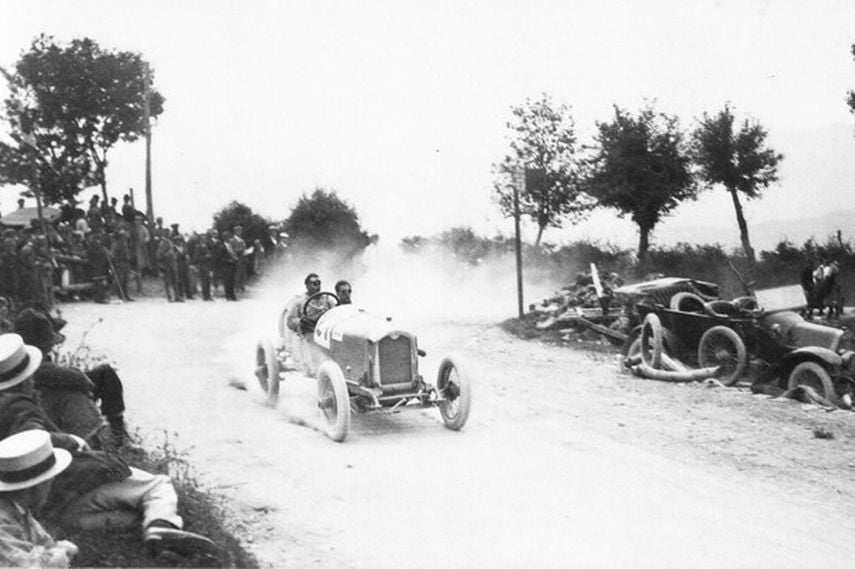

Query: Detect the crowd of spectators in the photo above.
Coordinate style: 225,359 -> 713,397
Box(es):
0,191 -> 296,565
0,193 -> 288,312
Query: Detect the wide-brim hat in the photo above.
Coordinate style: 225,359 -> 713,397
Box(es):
13,309 -> 65,350
0,334 -> 42,391
0,430 -> 71,491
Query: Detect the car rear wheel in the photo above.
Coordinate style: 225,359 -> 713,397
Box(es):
317,361 -> 351,442
788,361 -> 835,401
640,313 -> 664,368
697,326 -> 747,386
437,354 -> 472,431
255,338 -> 281,406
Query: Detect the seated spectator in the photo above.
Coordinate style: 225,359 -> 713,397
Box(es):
0,429 -> 78,568
14,308 -> 128,450
0,333 -> 218,560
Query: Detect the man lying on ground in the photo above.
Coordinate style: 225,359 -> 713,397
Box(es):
0,332 -> 218,560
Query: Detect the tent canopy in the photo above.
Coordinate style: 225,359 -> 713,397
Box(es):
0,206 -> 62,228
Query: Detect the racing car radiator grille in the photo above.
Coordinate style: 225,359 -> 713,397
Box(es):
377,336 -> 413,386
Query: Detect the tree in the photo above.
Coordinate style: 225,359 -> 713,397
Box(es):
691,104 -> 782,264
583,104 -> 697,263
283,188 -> 372,254
212,201 -> 271,246
493,94 -> 592,247
847,44 -> 855,115
0,35 -> 164,205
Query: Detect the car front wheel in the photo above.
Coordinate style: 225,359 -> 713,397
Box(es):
437,354 -> 472,431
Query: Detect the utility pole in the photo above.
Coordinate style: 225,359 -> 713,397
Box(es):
512,168 -> 525,319
142,61 -> 154,238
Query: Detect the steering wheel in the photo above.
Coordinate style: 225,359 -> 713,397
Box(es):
299,291 -> 340,334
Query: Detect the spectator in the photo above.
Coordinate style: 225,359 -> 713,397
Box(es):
14,308 -> 129,450
0,333 -> 218,559
110,224 -> 133,302
84,232 -> 110,304
85,196 -> 103,233
132,214 -> 151,277
214,231 -> 238,301
229,226 -> 248,292
191,232 -> 216,301
121,194 -> 136,224
174,235 -> 194,301
156,234 -> 182,303
0,429 -> 78,568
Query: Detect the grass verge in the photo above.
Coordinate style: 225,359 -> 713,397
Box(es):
47,431 -> 259,568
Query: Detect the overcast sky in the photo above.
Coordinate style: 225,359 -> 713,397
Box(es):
2,0 -> 855,250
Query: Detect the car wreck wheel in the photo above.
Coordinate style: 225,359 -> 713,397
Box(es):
788,361 -> 835,402
697,326 -> 747,386
437,354 -> 472,431
640,313 -> 664,369
317,361 -> 351,442
255,338 -> 281,406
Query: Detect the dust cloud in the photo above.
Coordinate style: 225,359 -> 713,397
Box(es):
248,242 -> 560,328
223,241 -> 563,390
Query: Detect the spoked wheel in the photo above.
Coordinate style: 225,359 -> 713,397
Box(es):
640,313 -> 664,368
436,354 -> 472,431
255,338 -> 281,406
317,361 -> 351,442
788,361 -> 835,402
697,326 -> 747,386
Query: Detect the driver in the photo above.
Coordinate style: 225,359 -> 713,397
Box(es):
285,273 -> 337,335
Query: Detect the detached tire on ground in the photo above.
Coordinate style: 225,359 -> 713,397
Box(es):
697,326 -> 747,386
622,327 -> 643,366
640,313 -> 664,369
437,354 -> 472,431
255,338 -> 281,406
317,361 -> 351,442
787,361 -> 835,402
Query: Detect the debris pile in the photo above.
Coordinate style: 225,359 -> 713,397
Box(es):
525,266 -> 630,346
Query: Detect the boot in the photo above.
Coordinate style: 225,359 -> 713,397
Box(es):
107,414 -> 128,447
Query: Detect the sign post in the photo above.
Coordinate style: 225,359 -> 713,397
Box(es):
512,168 -> 525,319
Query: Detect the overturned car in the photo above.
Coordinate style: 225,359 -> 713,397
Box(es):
255,292 -> 473,442
618,279 -> 855,405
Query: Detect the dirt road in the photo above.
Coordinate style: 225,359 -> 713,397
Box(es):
60,287 -> 855,568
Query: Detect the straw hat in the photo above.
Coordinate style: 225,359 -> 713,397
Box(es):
0,334 -> 42,391
0,430 -> 71,491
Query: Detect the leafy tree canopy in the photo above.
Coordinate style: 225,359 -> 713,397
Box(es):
283,188 -> 372,255
212,201 -> 271,246
583,104 -> 697,262
493,93 -> 593,247
691,104 -> 781,263
0,35 -> 164,205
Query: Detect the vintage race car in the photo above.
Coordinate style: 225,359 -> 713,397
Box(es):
255,291 -> 473,442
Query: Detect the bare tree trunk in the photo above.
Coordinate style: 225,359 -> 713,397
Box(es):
637,227 -> 650,264
534,223 -> 545,248
728,187 -> 755,264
